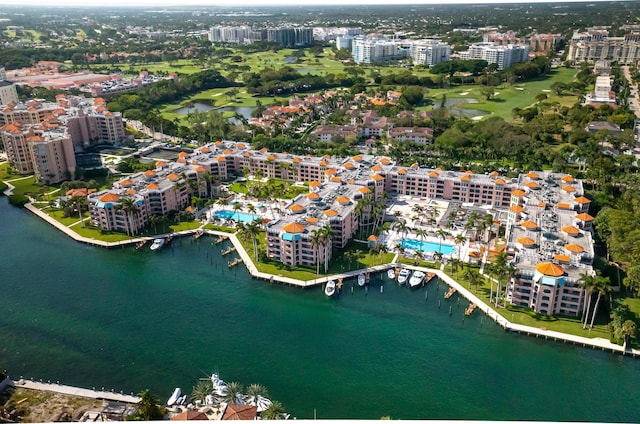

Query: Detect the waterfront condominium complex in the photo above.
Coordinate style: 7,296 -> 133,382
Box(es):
0,95 -> 126,183
352,37 -> 408,64
0,80 -> 19,105
91,141 -> 596,317
406,40 -> 452,67
567,28 -> 640,64
459,42 -> 530,70
504,172 -> 595,316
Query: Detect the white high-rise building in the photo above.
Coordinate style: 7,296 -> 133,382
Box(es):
352,37 -> 406,64
460,42 -> 529,70
408,40 -> 451,67
0,81 -> 19,105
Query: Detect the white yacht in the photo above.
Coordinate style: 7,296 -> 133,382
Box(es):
409,270 -> 426,288
150,238 -> 165,251
387,268 -> 396,279
397,269 -> 411,285
167,387 -> 181,406
325,280 -> 336,297
357,273 -> 366,287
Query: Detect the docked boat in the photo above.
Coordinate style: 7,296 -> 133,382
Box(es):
409,270 -> 426,288
150,238 -> 165,251
325,280 -> 336,297
387,268 -> 396,279
397,269 -> 411,285
357,273 -> 366,287
167,387 -> 181,406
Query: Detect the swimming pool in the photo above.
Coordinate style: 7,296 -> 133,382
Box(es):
214,209 -> 261,223
402,238 -> 456,255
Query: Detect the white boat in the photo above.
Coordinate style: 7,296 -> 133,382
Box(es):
357,273 -> 366,287
397,269 -> 411,285
167,387 -> 181,406
150,238 -> 165,251
325,280 -> 336,297
387,268 -> 396,279
409,270 -> 426,288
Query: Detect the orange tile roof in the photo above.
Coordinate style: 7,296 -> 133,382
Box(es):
268,154 -> 277,160
435,167 -> 443,171
352,155 -> 362,161
536,262 -> 564,277
562,225 -> 580,235
216,156 -> 226,162
379,158 -> 390,164
167,173 -> 180,181
223,149 -> 233,155
243,152 -> 252,157
200,146 -> 211,153
330,176 -> 341,182
99,193 -> 120,202
215,141 -> 223,146
464,170 -> 474,175
307,192 -> 320,200
344,162 -> 355,169
575,213 -> 594,221
319,160 -> 328,166
324,209 -> 339,217
178,152 -> 189,157
489,171 -> 500,177
517,236 -> 536,246
371,165 -> 383,172
236,143 -> 246,149
323,154 -> 331,159
143,170 -> 156,177
260,147 -> 268,153
120,179 -> 133,186
574,196 -> 591,204
309,181 -> 322,187
325,168 -> 337,175
429,172 -> 439,178
557,203 -> 571,210
562,185 -> 576,192
283,222 -> 305,233
495,179 -> 506,185
195,166 -> 206,173
293,157 -> 302,163
561,175 -> 575,183
289,204 -> 305,212
368,235 -> 379,241
398,168 -> 407,175
146,183 -> 159,190
372,174 -> 384,181
126,189 -> 136,195
461,175 -> 471,181
177,158 -> 186,163
155,161 -> 167,168
511,189 -> 526,197
565,243 -> 584,253
358,187 -> 371,194
411,163 -> 419,169
526,172 -> 540,179
509,205 -> 525,213
554,254 -> 571,263
521,220 -> 538,229
525,181 -> 539,189
306,217 -> 319,224
336,196 -> 350,204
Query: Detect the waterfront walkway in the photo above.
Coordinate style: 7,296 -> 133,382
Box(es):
11,379 -> 141,403
15,200 -> 640,358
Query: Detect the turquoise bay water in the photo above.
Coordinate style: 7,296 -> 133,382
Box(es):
403,238 -> 456,255
1,198 -> 640,420
214,209 -> 260,223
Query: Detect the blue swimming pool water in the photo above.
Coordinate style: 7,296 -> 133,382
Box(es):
214,209 -> 261,223
402,238 -> 456,255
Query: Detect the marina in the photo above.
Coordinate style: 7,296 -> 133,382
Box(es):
2,198 -> 640,420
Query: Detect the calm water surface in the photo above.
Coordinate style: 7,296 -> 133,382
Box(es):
0,198 -> 638,421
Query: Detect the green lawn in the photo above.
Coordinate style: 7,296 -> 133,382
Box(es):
140,220 -> 202,236
72,226 -> 133,242
445,266 -> 610,339
4,176 -> 57,198
44,208 -> 90,227
228,180 -> 308,200
204,223 -> 236,233
0,163 -> 14,181
327,241 -> 395,274
398,256 -> 439,269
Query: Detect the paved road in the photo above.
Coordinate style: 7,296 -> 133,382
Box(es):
622,65 -> 640,119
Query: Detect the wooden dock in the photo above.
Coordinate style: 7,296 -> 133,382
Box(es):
135,239 -> 148,250
465,303 -> 477,316
228,257 -> 243,268
444,287 -> 457,299
221,246 -> 236,256
425,272 -> 436,283
215,235 -> 228,244
193,229 -> 205,239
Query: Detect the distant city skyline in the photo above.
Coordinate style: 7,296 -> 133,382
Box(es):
0,0 -> 612,7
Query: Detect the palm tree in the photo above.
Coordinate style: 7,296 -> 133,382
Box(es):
310,228 -> 324,275
133,389 -> 164,420
397,219 -> 409,240
247,203 -> 256,215
415,228 -> 428,246
232,202 -> 243,223
239,219 -> 261,260
261,400 -> 285,420
491,252 -> 509,307
245,384 -> 269,407
433,251 -> 443,268
192,380 -> 214,403
464,268 -> 481,292
120,197 -> 140,236
436,229 -> 449,254
449,257 -> 461,279
394,242 -> 405,260
588,275 -> 612,329
503,263 -> 518,308
454,233 -> 467,261
320,224 -> 333,273
621,320 -> 637,348
223,382 -> 244,404
580,272 -> 598,328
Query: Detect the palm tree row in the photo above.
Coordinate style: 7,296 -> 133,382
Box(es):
580,272 -> 612,329
237,219 -> 262,261
311,224 -> 333,274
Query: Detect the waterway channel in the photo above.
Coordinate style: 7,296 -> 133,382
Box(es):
0,198 -> 639,420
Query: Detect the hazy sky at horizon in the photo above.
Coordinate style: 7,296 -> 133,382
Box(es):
0,0 -> 610,7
